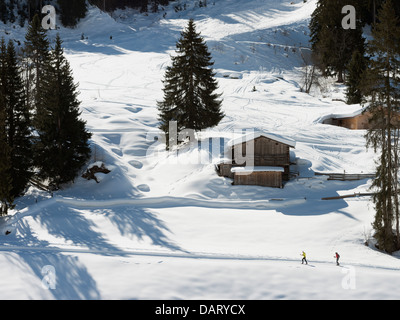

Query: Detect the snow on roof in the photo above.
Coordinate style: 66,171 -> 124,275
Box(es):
322,106 -> 367,121
331,108 -> 366,119
231,166 -> 285,173
227,131 -> 296,148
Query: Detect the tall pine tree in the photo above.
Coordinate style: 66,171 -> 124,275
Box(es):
0,0 -> 7,24
158,19 -> 224,146
346,50 -> 367,104
23,14 -> 50,112
58,0 -> 87,27
0,87 -> 13,216
310,0 -> 365,83
0,39 -> 33,197
362,0 -> 400,253
34,34 -> 91,190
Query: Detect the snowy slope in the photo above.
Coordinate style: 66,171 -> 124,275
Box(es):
1,0 -> 399,300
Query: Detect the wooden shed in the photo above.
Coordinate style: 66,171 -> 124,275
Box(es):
322,110 -> 371,130
216,132 -> 296,188
231,166 -> 284,188
322,108 -> 400,130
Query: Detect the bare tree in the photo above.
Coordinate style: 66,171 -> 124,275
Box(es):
300,49 -> 319,94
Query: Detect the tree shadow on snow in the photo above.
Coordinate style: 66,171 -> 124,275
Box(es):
97,205 -> 185,252
276,197 -> 360,221
2,201 -> 184,299
3,219 -> 101,299
35,203 -> 184,253
276,179 -> 370,220
208,174 -> 369,220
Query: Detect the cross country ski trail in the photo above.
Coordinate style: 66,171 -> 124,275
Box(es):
3,195 -> 397,273
0,241 -> 398,274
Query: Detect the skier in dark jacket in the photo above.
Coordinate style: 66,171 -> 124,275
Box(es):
334,252 -> 340,266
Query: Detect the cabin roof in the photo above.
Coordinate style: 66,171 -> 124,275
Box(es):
226,131 -> 296,149
325,106 -> 367,120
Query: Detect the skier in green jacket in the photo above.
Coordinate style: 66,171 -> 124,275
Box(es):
301,251 -> 307,265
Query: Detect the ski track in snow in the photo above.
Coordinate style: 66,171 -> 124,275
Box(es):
3,195 -> 398,274
0,242 -> 399,273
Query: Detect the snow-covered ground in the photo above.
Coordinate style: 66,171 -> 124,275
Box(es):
1,0 -> 400,300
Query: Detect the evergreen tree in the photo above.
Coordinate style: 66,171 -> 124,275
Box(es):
367,0 -> 385,24
151,0 -> 159,13
362,0 -> 400,253
7,41 -> 33,196
8,0 -> 15,24
364,0 -> 400,25
0,39 -> 33,197
0,87 -> 13,216
34,35 -> 91,190
23,14 -> 50,112
58,0 -> 87,27
0,0 -> 7,24
310,0 -> 365,82
140,0 -> 148,13
345,50 -> 367,104
18,2 -> 29,27
157,19 -> 224,146
27,0 -> 45,22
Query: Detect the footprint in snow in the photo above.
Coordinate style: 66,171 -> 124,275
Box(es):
111,148 -> 123,157
137,184 -> 150,192
125,106 -> 143,114
128,160 -> 143,169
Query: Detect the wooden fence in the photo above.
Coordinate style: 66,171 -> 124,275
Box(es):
315,172 -> 376,181
321,192 -> 376,200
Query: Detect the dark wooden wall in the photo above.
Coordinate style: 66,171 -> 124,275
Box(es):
233,171 -> 283,188
231,136 -> 290,180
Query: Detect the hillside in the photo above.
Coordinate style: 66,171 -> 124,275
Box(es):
1,0 -> 400,300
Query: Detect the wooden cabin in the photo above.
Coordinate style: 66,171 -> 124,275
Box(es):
323,110 -> 371,130
216,132 -> 296,188
323,108 -> 400,130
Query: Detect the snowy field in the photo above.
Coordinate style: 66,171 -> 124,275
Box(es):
1,0 -> 400,300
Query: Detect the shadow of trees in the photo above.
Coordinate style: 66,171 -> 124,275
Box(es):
1,201 -> 183,299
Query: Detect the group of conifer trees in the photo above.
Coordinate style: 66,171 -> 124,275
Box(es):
0,1 -> 177,28
0,0 -> 87,28
363,0 -> 400,254
310,0 -> 400,104
311,0 -> 400,253
88,0 -> 172,13
0,15 -> 91,216
0,17 -> 221,215
310,0 -> 366,87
